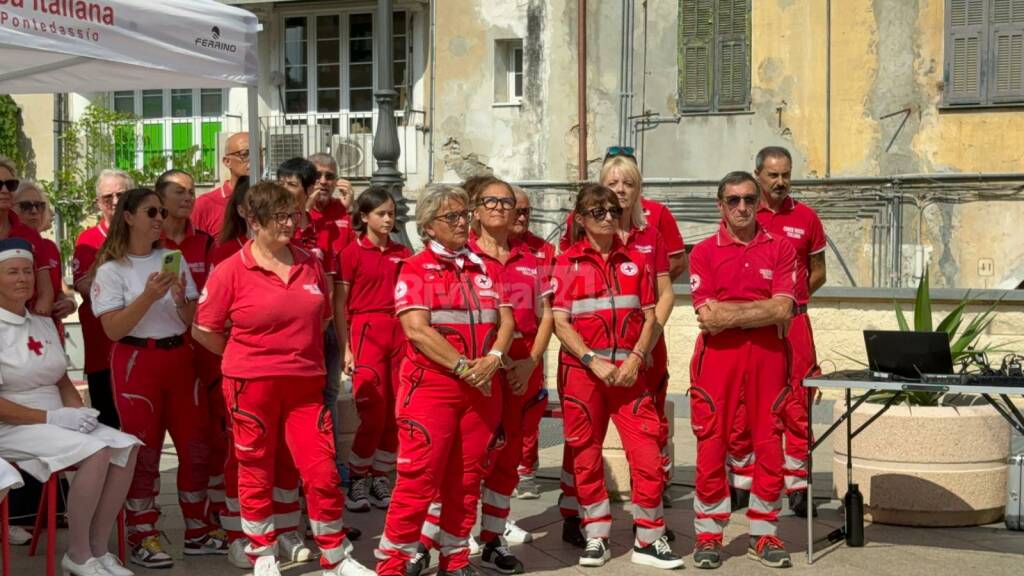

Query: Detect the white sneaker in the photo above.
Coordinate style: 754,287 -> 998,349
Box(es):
251,555 -> 282,576
277,530 -> 315,563
228,538 -> 251,569
468,534 -> 481,556
130,535 -> 174,569
8,525 -> 31,545
324,556 -> 376,576
98,552 -> 134,576
502,519 -> 533,544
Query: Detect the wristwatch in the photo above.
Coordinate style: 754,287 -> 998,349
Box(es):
581,351 -> 596,366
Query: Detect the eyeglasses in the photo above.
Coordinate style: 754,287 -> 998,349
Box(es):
316,170 -> 337,181
271,211 -> 303,226
477,196 -> 516,211
143,206 -> 169,219
604,146 -> 636,162
435,210 -> 471,226
16,201 -> 47,213
226,149 -> 251,162
722,194 -> 759,208
583,206 -> 624,221
98,193 -> 124,207
0,179 -> 20,192
516,207 -> 531,218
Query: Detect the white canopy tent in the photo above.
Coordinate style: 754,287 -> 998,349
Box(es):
0,0 -> 263,178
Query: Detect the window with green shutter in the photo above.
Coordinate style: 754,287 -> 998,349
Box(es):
678,0 -> 750,113
945,0 -> 1024,106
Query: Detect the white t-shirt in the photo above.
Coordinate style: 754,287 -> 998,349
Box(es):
91,249 -> 199,339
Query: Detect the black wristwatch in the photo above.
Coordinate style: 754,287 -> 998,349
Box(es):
581,351 -> 595,366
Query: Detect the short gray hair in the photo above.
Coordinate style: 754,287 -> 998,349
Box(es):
308,153 -> 337,172
0,156 -> 16,177
14,180 -> 46,201
415,185 -> 469,243
95,169 -> 134,195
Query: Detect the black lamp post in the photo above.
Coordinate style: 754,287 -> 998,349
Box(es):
371,0 -> 410,246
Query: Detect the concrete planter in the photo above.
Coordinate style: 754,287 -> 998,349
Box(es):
832,403 -> 1010,527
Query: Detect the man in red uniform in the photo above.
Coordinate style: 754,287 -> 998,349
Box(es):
727,147 -> 827,519
72,168 -> 133,428
508,186 -> 554,500
308,153 -> 356,255
688,171 -> 797,569
192,132 -> 249,238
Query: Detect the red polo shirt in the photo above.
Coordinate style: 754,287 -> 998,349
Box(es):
292,217 -> 337,276
689,222 -> 798,313
625,224 -> 670,277
72,220 -> 110,374
195,241 -> 332,380
162,223 -> 214,290
395,247 -> 510,372
191,180 -> 233,238
337,234 -> 412,315
310,197 -> 356,255
467,232 -> 553,338
210,236 -> 246,269
551,237 -> 655,367
757,196 -> 826,305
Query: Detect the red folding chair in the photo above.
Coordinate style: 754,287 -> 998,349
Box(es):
2,493 -> 10,576
28,470 -> 126,576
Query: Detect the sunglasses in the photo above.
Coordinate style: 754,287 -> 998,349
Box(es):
477,196 -> 516,211
604,145 -> 636,162
271,211 -> 304,226
0,179 -> 20,192
516,207 -> 531,218
722,194 -> 759,208
583,206 -> 624,221
99,193 -> 125,207
317,170 -> 337,181
226,149 -> 251,161
16,201 -> 47,213
142,206 -> 169,219
435,210 -> 471,226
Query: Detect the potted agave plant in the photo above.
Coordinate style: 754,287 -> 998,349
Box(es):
832,268 -> 1012,527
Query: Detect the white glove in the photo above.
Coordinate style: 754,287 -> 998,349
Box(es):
46,407 -> 99,433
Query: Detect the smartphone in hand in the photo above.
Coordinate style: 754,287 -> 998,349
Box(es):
161,249 -> 183,278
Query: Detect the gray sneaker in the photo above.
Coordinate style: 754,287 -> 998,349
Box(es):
693,539 -> 722,569
747,535 -> 792,568
513,476 -> 540,500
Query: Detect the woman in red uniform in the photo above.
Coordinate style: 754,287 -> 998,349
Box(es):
193,181 -> 372,576
376,185 -> 515,576
212,176 -> 251,265
90,187 -> 218,569
336,187 -> 411,512
552,183 -> 683,569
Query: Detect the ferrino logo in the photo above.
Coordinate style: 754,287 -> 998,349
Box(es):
196,25 -> 237,53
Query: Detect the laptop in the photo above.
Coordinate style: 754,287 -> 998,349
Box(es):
863,330 -> 954,379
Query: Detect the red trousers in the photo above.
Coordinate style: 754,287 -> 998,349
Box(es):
648,337 -> 672,482
110,342 -> 211,543
224,375 -> 348,568
348,313 -> 403,477
727,313 -> 820,495
193,344 -> 233,534
561,363 -> 665,545
517,347 -> 546,479
375,362 -> 502,575
690,327 -> 788,542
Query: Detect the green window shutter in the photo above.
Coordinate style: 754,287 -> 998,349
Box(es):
945,0 -> 987,104
142,124 -> 164,166
988,0 -> 1024,103
201,121 -> 222,178
679,0 -> 714,111
171,122 -> 193,155
113,123 -> 137,171
715,0 -> 750,110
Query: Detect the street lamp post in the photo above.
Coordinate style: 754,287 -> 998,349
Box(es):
371,0 -> 410,246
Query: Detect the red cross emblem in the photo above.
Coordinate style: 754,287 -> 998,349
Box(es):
27,337 -> 44,356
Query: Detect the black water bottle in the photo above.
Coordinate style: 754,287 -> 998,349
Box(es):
844,483 -> 865,547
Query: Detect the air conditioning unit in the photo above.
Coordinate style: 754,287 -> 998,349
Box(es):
265,124 -> 332,172
331,133 -> 374,179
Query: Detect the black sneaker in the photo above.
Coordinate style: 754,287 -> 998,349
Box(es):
481,538 -> 524,574
631,536 -> 685,569
346,477 -> 371,512
747,535 -> 792,568
693,539 -> 723,570
662,487 -> 674,508
406,543 -> 431,576
562,516 -> 587,548
579,538 -> 610,567
346,526 -> 363,541
730,487 -> 750,511
789,490 -> 817,518
438,566 -> 482,576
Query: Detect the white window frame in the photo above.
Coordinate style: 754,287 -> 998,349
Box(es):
493,38 -> 524,107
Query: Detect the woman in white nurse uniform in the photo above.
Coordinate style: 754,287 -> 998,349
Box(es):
0,238 -> 141,576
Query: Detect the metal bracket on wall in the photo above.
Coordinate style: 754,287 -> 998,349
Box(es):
880,107 -> 912,153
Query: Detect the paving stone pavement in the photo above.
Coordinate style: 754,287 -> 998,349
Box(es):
7,417 -> 1023,575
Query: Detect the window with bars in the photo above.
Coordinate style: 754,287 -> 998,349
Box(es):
678,0 -> 750,113
945,0 -> 1024,106
281,11 -> 410,119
